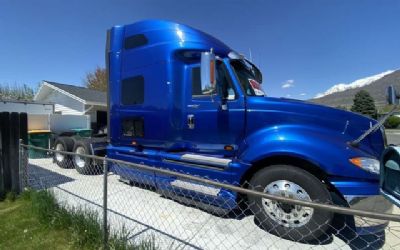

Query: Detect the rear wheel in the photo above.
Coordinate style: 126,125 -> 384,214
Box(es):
72,140 -> 102,175
53,137 -> 74,168
248,165 -> 333,242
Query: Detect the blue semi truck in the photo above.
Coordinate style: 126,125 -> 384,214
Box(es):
54,20 -> 394,241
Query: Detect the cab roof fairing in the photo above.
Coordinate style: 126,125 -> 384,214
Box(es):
117,19 -> 232,57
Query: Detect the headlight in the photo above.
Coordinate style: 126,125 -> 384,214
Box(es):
349,157 -> 380,174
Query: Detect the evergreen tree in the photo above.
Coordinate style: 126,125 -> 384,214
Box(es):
350,90 -> 377,118
0,83 -> 35,101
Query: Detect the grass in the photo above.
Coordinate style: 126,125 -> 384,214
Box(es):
0,191 -> 73,250
0,190 -> 157,250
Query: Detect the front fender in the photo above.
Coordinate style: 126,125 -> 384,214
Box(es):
238,125 -> 378,180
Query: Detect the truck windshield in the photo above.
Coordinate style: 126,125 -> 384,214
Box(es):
230,59 -> 265,96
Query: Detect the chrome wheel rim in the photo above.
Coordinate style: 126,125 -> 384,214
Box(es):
262,180 -> 314,228
74,146 -> 86,168
55,144 -> 64,162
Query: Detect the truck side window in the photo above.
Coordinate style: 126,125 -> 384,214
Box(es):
216,61 -> 236,100
191,67 -> 217,96
191,63 -> 236,100
121,76 -> 144,105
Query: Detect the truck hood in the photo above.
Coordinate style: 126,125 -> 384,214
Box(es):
246,97 -> 385,158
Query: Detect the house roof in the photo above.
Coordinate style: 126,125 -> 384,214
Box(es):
35,81 -> 106,106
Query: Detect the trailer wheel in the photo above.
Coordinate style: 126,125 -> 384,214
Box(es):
72,140 -> 102,175
248,165 -> 333,242
53,137 -> 74,168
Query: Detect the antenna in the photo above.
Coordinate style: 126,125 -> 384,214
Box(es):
249,48 -> 253,62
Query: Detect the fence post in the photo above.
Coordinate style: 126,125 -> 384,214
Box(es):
103,156 -> 108,249
18,139 -> 23,191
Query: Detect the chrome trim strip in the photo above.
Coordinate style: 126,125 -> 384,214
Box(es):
162,159 -> 225,171
181,154 -> 231,166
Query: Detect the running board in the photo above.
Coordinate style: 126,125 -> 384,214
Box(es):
171,179 -> 220,196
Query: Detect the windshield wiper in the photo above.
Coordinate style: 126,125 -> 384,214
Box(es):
350,105 -> 397,147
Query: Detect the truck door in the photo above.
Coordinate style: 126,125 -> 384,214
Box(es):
154,59 -> 245,210
183,59 -> 246,156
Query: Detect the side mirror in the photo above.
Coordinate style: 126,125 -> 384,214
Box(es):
201,50 -> 216,94
387,85 -> 399,105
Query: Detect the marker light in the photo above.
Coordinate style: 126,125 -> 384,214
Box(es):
349,157 -> 380,174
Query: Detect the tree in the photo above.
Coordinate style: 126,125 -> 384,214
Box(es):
83,66 -> 107,92
0,83 -> 35,101
350,90 -> 377,118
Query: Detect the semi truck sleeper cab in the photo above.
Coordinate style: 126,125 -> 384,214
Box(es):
59,19 -> 394,242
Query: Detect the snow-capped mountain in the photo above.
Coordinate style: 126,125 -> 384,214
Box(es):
315,70 -> 394,98
311,69 -> 400,109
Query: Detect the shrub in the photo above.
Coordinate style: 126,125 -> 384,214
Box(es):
385,116 -> 400,129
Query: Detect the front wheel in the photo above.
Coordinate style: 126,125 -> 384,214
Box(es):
248,165 -> 333,242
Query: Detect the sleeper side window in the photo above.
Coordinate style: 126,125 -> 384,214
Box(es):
121,76 -> 144,105
122,118 -> 144,138
124,34 -> 148,50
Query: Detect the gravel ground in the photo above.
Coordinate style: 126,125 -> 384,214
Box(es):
27,157 -> 400,250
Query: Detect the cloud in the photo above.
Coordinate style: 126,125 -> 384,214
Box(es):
300,93 -> 307,96
282,79 -> 294,89
286,94 -> 291,98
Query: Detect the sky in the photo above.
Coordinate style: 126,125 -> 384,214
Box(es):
1,0 -> 400,99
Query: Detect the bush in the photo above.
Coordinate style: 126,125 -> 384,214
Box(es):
385,116 -> 400,129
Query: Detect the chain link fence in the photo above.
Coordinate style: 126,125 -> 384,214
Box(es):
20,144 -> 400,249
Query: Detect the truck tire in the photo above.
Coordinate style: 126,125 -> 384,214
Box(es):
72,140 -> 102,175
248,165 -> 333,242
53,137 -> 74,168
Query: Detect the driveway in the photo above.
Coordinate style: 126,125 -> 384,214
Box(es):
27,158 -> 399,250
386,130 -> 400,145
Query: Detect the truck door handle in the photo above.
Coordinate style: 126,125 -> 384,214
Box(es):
187,104 -> 200,109
187,114 -> 195,129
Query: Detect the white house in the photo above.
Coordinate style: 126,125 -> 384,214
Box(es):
34,81 -> 107,131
